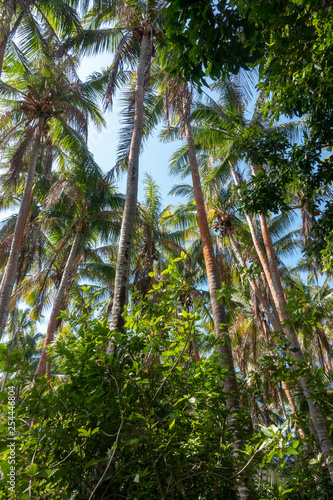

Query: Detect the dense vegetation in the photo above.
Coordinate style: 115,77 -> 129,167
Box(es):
0,1 -> 333,498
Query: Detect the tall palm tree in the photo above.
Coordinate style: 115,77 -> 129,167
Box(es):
177,77 -> 333,481
69,0 -> 166,338
35,179 -> 85,379
0,52 -> 105,338
158,77 -> 255,499
30,165 -> 123,378
161,79 -> 240,399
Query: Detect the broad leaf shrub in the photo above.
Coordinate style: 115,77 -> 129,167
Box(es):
0,259 -> 332,498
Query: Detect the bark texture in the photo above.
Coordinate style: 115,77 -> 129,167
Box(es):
108,32 -> 151,344
185,117 -> 238,399
0,121 -> 43,338
184,109 -> 255,499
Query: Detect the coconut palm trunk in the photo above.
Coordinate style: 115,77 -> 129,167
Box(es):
228,231 -> 305,437
108,31 -> 151,341
232,165 -> 333,479
183,104 -> 255,499
258,210 -> 333,479
36,230 -> 81,379
0,120 -> 44,338
184,116 -> 238,399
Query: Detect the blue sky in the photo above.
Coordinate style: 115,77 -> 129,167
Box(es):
79,54 -> 185,206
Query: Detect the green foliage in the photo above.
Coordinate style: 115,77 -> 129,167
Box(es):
234,0 -> 333,265
163,0 -> 263,87
238,0 -> 333,137
0,259 -> 319,499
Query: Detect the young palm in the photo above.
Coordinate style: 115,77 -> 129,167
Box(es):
131,173 -> 189,295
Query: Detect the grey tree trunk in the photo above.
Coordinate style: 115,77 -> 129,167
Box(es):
108,32 -> 151,345
36,230 -> 81,379
0,121 -> 43,338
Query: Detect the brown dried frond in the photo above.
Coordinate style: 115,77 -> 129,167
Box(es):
117,2 -> 135,25
242,248 -> 255,263
161,75 -> 193,138
0,112 -> 25,145
105,31 -> 137,109
52,100 -> 87,138
0,234 -> 13,268
7,126 -> 37,182
44,179 -> 88,212
227,80 -> 246,117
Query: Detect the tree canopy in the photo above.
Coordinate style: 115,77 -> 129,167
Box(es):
0,1 -> 333,499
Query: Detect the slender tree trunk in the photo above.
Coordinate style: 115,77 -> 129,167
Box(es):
316,327 -> 332,369
233,164 -> 333,480
183,105 -> 254,499
36,230 -> 81,379
257,212 -> 333,475
1,371 -> 9,391
228,231 -> 306,437
184,115 -> 238,400
108,32 -> 151,344
192,334 -> 200,362
0,121 -> 43,338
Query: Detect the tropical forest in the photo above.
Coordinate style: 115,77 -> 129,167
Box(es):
1,1 -> 333,498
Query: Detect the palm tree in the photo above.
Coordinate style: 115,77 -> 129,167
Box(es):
177,77 -> 333,481
0,51 -> 105,338
0,0 -> 81,77
161,78 -> 241,400
30,165 -> 123,378
69,1 -> 166,338
158,76 -> 257,498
